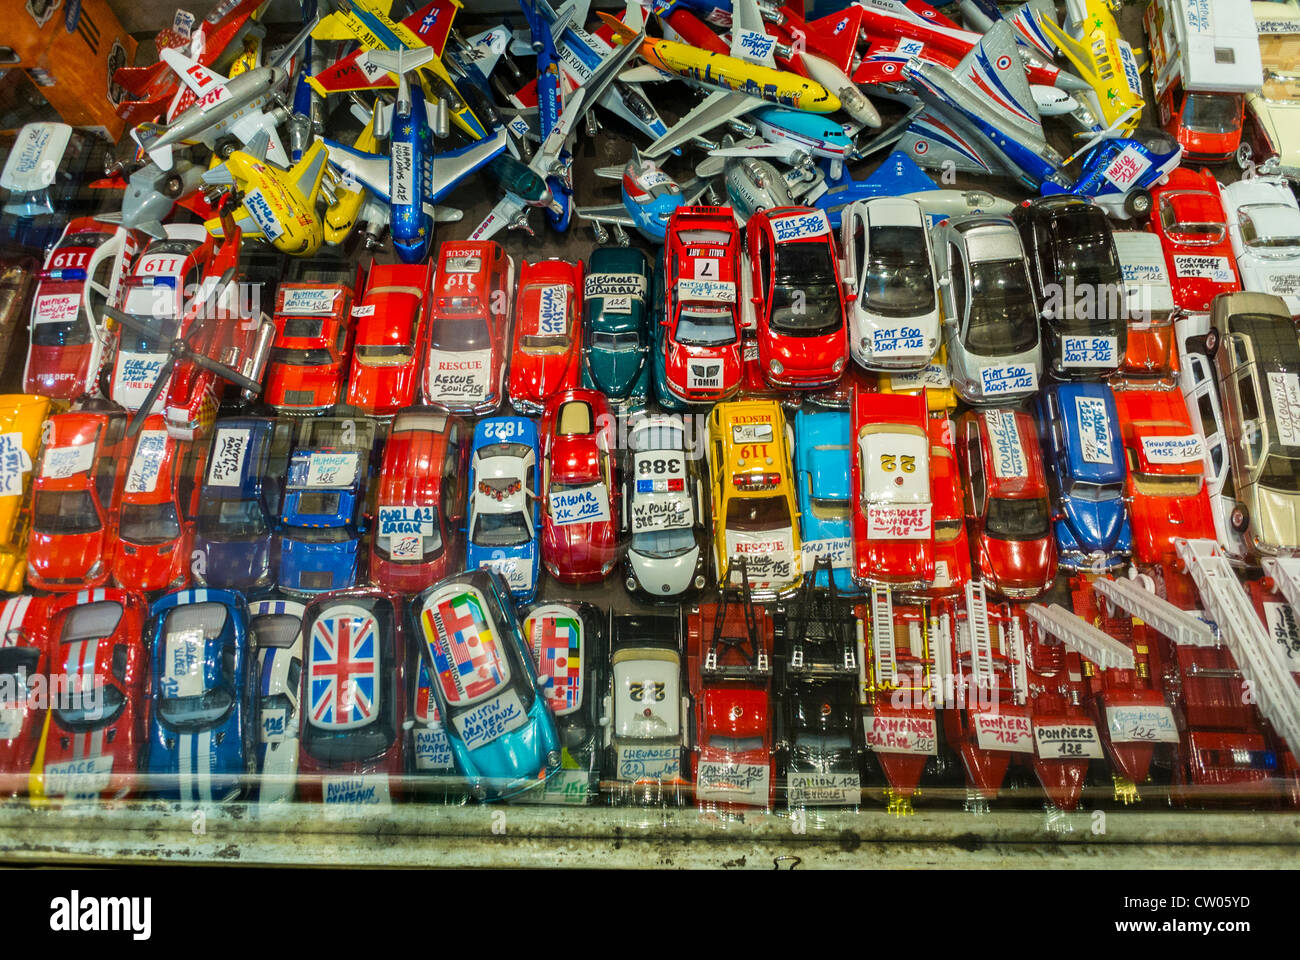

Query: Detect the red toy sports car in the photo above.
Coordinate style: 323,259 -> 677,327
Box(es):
345,261 -> 432,417
507,258 -> 583,415
539,389 -> 619,584
745,206 -> 848,390
263,263 -> 359,415
1148,168 -> 1241,315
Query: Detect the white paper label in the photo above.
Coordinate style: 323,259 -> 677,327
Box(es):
615,743 -> 680,782
536,284 -> 568,336
734,26 -> 776,62
1263,600 -> 1300,652
695,759 -> 770,805
390,534 -> 422,560
43,754 -> 114,798
725,528 -> 797,587
453,688 -> 528,750
305,451 -> 358,489
443,252 -> 482,274
352,304 -> 375,317
865,713 -> 938,755
427,350 -> 491,400
871,324 -> 927,355
979,363 -> 1037,396
1140,434 -> 1204,464
162,629 -> 205,700
414,725 -> 455,771
391,142 -> 415,206
242,188 -> 284,242
281,287 -> 338,315
743,340 -> 759,362
125,431 -> 168,494
1101,145 -> 1152,189
323,774 -> 392,806
1173,255 -> 1234,283
208,428 -> 251,487
972,711 -> 1035,753
1075,396 -> 1114,465
986,409 -> 1028,478
603,295 -> 632,314
786,771 -> 861,806
40,443 -> 95,479
584,272 -> 646,299
0,433 -> 33,497
1263,273 -> 1300,299
0,706 -> 23,739
549,484 -> 611,526
1105,704 -> 1179,743
631,495 -> 692,532
676,278 -> 736,302
481,555 -> 532,591
686,360 -> 726,391
1117,39 -> 1143,96
1061,335 -> 1118,368
801,536 -> 852,569
1033,722 -> 1104,759
378,505 -> 434,538
771,210 -> 830,242
866,503 -> 932,539
34,293 -> 80,323
1268,371 -> 1300,447
890,362 -> 948,390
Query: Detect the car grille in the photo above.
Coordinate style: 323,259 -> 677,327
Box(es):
299,571 -> 334,590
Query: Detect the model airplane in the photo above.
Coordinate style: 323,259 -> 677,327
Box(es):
574,155 -> 712,244
1037,0 -> 1146,134
93,158 -> 212,239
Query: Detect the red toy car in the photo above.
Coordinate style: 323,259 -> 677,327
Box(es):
1148,168 -> 1241,314
423,241 -> 514,416
111,414 -> 204,594
956,408 -> 1056,600
746,206 -> 848,390
263,263 -> 359,415
850,390 -> 935,589
32,589 -> 149,802
1113,388 -> 1216,565
657,206 -> 744,408
25,217 -> 138,402
928,415 -> 970,595
0,595 -> 54,798
539,389 -> 619,584
345,261 -> 432,417
507,258 -> 584,415
27,411 -> 130,592
371,410 -> 469,594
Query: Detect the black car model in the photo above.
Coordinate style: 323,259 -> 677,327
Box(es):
780,680 -> 863,808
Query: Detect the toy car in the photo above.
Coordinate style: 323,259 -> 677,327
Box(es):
0,595 -> 52,797
407,653 -> 458,784
1206,291 -> 1300,555
1175,338 -> 1243,556
423,241 -> 513,416
932,214 -> 1042,404
1244,58 -> 1300,179
850,391 -> 934,590
372,410 -> 469,594
263,260 -> 359,415
1035,383 -> 1132,570
1148,167 -> 1242,314
298,589 -> 406,804
1049,129 -> 1183,220
623,414 -> 709,601
24,217 -> 138,401
957,408 -> 1057,600
411,570 -> 560,799
1112,230 -> 1179,382
277,418 -> 377,596
507,258 -> 583,415
249,598 -> 303,805
193,417 -> 286,594
540,389 -> 619,584
144,588 -> 254,802
928,414 -> 971,595
706,400 -> 803,598
112,414 -> 203,594
32,590 -> 149,802
840,197 -> 940,373
344,260 -> 432,417
581,247 -> 652,412
781,680 -> 863,808
746,206 -> 848,389
794,408 -> 855,593
27,410 -> 129,592
876,346 -> 959,413
0,394 -> 50,593
654,206 -> 744,409
1013,195 -> 1126,379
466,417 -> 541,602
0,122 -> 109,255
1220,175 -> 1300,315
110,224 -> 211,414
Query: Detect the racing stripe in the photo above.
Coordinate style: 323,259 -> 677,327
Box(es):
179,734 -> 192,803
197,731 -> 212,801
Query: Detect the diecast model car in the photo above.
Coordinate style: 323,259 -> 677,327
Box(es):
706,400 -> 803,598
24,217 -> 138,401
1035,383 -> 1132,570
781,680 -> 863,808
1175,338 -> 1244,557
27,410 -> 129,592
277,418 -> 377,597
249,598 -> 303,805
372,410 -> 469,594
581,247 -> 652,412
876,347 -> 959,414
412,570 -> 560,799
1244,69 -> 1300,179
1220,175 -> 1300,315
654,206 -> 744,410
1050,129 -> 1182,221
1013,195 -> 1126,379
540,390 -> 619,584
407,653 -> 458,782
839,197 -> 940,372
794,408 -> 855,593
0,595 -> 52,797
144,588 -> 254,803
423,241 -> 514,416
956,408 -> 1057,600
466,417 -> 541,602
298,589 -> 406,804
344,261 -> 432,417
1112,387 -> 1217,564
1112,230 -> 1179,382
850,391 -> 934,590
1148,168 -> 1242,314
623,414 -> 709,602
263,261 -> 359,415
32,590 -> 149,802
928,414 -> 971,596
746,206 -> 848,389
932,214 -> 1042,405
1206,291 -> 1300,556
112,415 -> 203,594
110,224 -> 211,415
507,258 -> 583,415
0,394 -> 50,593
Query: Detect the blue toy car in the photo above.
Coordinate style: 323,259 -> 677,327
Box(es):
411,569 -> 560,799
794,408 -> 857,592
580,246 -> 652,413
194,417 -> 285,594
144,588 -> 254,802
277,419 -> 377,597
1044,129 -> 1182,222
466,417 -> 541,603
1035,382 -> 1132,571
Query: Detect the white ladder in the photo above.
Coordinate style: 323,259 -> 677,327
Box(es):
872,583 -> 896,687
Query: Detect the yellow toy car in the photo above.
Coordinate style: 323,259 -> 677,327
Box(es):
0,394 -> 52,592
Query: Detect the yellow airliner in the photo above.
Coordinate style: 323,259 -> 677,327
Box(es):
1039,0 -> 1145,133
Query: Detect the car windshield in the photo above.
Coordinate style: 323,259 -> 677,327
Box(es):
1183,92 -> 1242,134
282,317 -> 324,339
270,346 -> 332,367
771,243 -> 843,335
592,330 -> 641,352
709,735 -> 765,753
986,496 -> 1049,540
156,603 -> 233,732
1159,197 -> 1225,244
120,501 -> 181,544
197,496 -> 266,539
632,526 -> 696,558
863,225 -> 935,317
252,613 -> 300,650
809,496 -> 849,522
293,491 -> 342,517
0,648 -> 40,702
355,343 -> 412,365
726,494 -> 791,532
1239,206 -> 1300,252
1260,453 -> 1300,492
1069,481 -> 1123,502
1131,472 -> 1203,497
473,510 -> 532,547
965,258 -> 1037,354
431,314 -> 491,351
33,490 -> 99,535
676,307 -> 736,346
1054,215 -> 1122,288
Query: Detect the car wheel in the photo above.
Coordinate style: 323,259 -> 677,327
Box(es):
1230,503 -> 1250,534
1204,327 -> 1219,357
1125,189 -> 1153,219
214,136 -> 240,160
1236,141 -> 1253,172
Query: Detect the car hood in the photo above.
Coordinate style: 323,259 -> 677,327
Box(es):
1061,496 -> 1127,553
630,543 -> 700,597
426,347 -> 497,404
26,343 -> 93,398
982,533 -> 1054,595
29,529 -> 105,583
1238,258 -> 1300,312
590,344 -> 647,398
1253,485 -> 1300,553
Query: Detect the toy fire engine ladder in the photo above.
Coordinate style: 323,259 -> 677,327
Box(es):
785,557 -> 858,676
706,557 -> 770,678
870,583 -> 896,688
1261,557 -> 1300,637
1025,604 -> 1137,672
1090,576 -> 1218,649
965,581 -> 995,690
1175,538 -> 1300,756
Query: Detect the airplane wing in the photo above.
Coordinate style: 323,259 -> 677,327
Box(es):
644,89 -> 765,158
897,109 -> 997,175
1038,17 -> 1099,86
468,193 -> 527,242
312,0 -> 396,41
453,25 -> 512,80
228,110 -> 290,167
292,140 -> 332,201
620,64 -> 671,84
1008,2 -> 1059,59
207,208 -> 263,239
945,20 -> 1045,146
429,128 -> 508,203
400,0 -> 459,56
320,139 -> 394,202
729,0 -> 778,67
573,203 -> 636,228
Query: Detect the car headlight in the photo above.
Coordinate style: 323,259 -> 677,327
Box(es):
86,559 -> 104,579
769,359 -> 783,375
832,357 -> 845,373
694,574 -> 707,589
861,337 -> 870,352
625,576 -> 637,592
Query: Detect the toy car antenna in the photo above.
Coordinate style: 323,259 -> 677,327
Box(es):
706,556 -> 771,677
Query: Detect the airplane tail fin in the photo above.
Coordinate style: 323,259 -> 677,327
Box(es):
596,11 -> 640,46
1009,2 -> 1058,60
365,47 -> 437,78
243,130 -> 271,162
402,0 -> 458,56
621,0 -> 643,32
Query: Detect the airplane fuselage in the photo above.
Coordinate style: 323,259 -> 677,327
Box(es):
641,38 -> 841,113
388,96 -> 435,263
